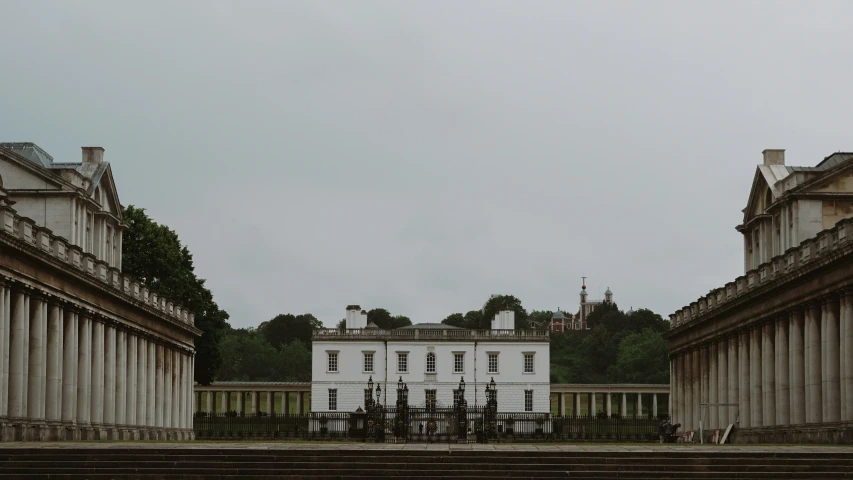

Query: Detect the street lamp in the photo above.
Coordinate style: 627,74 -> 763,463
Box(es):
398,377 -> 404,391
376,383 -> 382,402
459,377 -> 465,394
490,377 -> 496,391
367,376 -> 373,392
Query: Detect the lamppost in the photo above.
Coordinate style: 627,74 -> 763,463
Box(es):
456,377 -> 468,441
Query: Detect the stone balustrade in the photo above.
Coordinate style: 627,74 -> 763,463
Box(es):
313,328 -> 549,342
0,205 -> 194,326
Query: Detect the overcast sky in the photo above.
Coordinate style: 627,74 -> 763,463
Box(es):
2,1 -> 852,328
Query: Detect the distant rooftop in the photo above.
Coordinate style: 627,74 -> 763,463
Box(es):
399,323 -> 462,330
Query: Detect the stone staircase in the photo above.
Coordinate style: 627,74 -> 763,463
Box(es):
0,447 -> 852,479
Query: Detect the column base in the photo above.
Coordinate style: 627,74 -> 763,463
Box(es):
0,419 -> 193,442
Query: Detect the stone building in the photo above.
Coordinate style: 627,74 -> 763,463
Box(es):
666,149 -> 853,443
550,283 -> 614,333
0,143 -> 200,441
311,306 -> 550,413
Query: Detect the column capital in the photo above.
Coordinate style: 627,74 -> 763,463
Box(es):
838,287 -> 853,298
821,294 -> 840,306
786,305 -> 805,315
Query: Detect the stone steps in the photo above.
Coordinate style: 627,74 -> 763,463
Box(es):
1,448 -> 852,479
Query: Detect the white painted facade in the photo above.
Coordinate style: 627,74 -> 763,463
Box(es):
312,306 -> 550,413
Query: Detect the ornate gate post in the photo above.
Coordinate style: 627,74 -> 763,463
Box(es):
455,377 -> 467,442
365,376 -> 384,442
393,377 -> 409,439
484,377 -> 498,441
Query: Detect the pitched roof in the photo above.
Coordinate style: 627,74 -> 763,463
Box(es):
0,142 -> 111,195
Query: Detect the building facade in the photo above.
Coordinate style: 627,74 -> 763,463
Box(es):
549,283 -> 614,333
666,149 -> 853,443
0,143 -> 200,441
311,306 -> 550,413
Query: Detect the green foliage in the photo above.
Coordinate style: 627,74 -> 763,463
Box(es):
441,313 -> 466,328
549,304 -> 670,384
607,328 -> 671,384
482,294 -> 528,329
365,308 -> 413,329
258,313 -> 322,348
121,205 -> 230,385
217,327 -> 310,382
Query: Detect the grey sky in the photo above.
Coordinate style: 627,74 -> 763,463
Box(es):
2,0 -> 852,328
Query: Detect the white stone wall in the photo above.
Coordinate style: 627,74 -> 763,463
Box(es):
311,338 -> 550,413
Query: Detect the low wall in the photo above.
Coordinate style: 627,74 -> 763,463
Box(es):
728,422 -> 853,444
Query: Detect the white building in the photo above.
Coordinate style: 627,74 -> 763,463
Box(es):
311,306 -> 550,413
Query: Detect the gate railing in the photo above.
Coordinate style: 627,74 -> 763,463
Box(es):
193,410 -> 669,442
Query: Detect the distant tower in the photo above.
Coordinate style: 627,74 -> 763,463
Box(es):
605,287 -> 613,303
580,276 -> 588,305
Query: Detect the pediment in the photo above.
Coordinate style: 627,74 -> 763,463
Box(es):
742,168 -> 773,223
91,164 -> 122,217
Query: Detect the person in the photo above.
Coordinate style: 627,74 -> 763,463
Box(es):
658,420 -> 668,444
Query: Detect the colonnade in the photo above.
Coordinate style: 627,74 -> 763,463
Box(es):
550,386 -> 670,418
671,291 -> 853,433
0,280 -> 195,440
194,385 -> 312,415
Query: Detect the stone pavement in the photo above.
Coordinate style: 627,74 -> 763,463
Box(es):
0,441 -> 852,453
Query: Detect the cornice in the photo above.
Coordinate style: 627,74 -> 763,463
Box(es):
0,228 -> 201,338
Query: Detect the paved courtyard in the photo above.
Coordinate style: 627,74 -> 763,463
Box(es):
0,441 -> 851,453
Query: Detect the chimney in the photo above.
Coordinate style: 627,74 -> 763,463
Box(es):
345,305 -> 366,329
82,147 -> 105,165
762,149 -> 785,166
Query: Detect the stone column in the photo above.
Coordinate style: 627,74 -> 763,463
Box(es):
692,347 -> 701,431
90,319 -> 105,426
573,393 -> 581,417
0,283 -> 9,419
842,290 -> 853,422
558,393 -> 565,416
708,341 -> 718,430
207,390 -> 214,414
652,393 -> 658,418
684,350 -> 693,430
225,391 -> 232,414
805,303 -> 822,423
842,290 -> 849,422
115,329 -> 127,428
762,321 -> 776,426
699,344 -> 708,429
775,316 -> 790,426
8,288 -> 28,419
824,296 -> 841,422
179,353 -> 187,428
76,314 -> 91,425
171,350 -> 180,428
727,334 -> 739,427
61,308 -> 78,424
637,393 -> 643,417
146,341 -> 155,427
28,295 -> 46,421
136,337 -> 147,426
154,344 -> 164,428
296,391 -> 303,415
717,338 -> 728,427
45,303 -> 63,423
789,308 -> 806,424
163,347 -> 172,430
619,393 -> 627,417
738,330 -> 750,427
126,333 -> 137,427
749,325 -> 763,427
605,392 -> 612,417
22,293 -> 29,415
103,324 -> 116,427
676,354 -> 685,423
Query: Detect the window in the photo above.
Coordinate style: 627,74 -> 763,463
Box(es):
523,353 -> 534,373
425,389 -> 437,411
328,389 -> 337,411
327,352 -> 338,373
363,352 -> 374,373
425,352 -> 436,373
524,390 -> 533,412
453,353 -> 464,374
488,353 -> 498,374
397,352 -> 408,373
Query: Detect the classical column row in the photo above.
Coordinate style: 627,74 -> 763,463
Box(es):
0,281 -> 195,438
195,390 -> 310,415
548,392 -> 667,417
672,290 -> 853,432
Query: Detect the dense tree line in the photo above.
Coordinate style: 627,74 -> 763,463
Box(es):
121,206 -> 230,385
549,302 -> 670,384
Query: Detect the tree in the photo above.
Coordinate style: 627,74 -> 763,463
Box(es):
607,328 -> 670,383
528,310 -> 554,328
122,205 -> 230,385
365,308 -> 411,329
481,294 -> 528,329
441,313 -> 466,328
259,313 -> 322,349
391,315 -> 412,329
